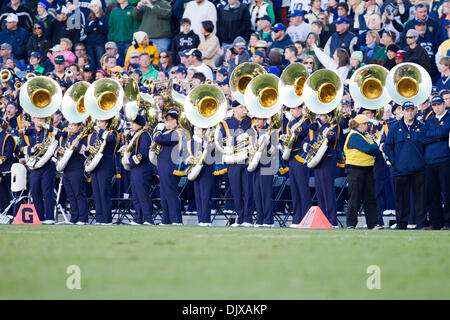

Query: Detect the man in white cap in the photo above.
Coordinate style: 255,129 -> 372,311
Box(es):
186,48 -> 213,80
0,13 -> 29,62
0,0 -> 34,32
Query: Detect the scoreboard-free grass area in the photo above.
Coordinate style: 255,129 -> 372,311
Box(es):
0,225 -> 448,299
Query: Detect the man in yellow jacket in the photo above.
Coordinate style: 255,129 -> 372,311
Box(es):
124,31 -> 159,68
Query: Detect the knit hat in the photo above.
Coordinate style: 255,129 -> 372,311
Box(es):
89,0 -> 102,9
351,51 -> 363,62
133,31 -> 148,45
37,0 -> 50,11
386,44 -> 399,53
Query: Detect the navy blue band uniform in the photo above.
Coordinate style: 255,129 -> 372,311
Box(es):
0,130 -> 16,215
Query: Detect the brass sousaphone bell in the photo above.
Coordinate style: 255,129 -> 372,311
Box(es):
244,73 -> 283,119
349,64 -> 391,110
278,62 -> 310,108
19,76 -> 63,117
123,78 -> 140,122
84,78 -> 124,120
302,69 -> 343,114
61,81 -> 90,123
386,62 -> 432,106
230,62 -> 267,105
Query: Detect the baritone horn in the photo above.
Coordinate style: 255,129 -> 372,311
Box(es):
279,62 -> 309,108
349,64 -> 391,110
0,69 -> 11,82
230,62 -> 267,105
123,78 -> 140,121
19,76 -> 63,117
386,62 -> 432,106
302,69 -> 343,114
84,78 -> 124,120
61,81 -> 90,123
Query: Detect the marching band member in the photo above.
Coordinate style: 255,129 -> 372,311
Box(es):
0,118 -> 15,216
421,95 -> 450,230
343,114 -> 383,230
121,115 -> 154,225
219,100 -> 255,227
284,104 -> 312,228
252,118 -> 278,228
383,102 -> 426,230
153,109 -> 184,225
20,117 -> 59,224
58,122 -> 89,225
305,112 -> 339,227
84,119 -> 119,225
188,126 -> 215,226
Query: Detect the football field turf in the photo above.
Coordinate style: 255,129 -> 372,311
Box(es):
0,225 -> 449,300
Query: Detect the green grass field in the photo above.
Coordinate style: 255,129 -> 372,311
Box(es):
0,225 -> 449,299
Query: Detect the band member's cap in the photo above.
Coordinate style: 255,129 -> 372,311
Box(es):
431,95 -> 444,105
165,109 -> 179,120
231,100 -> 240,108
353,114 -> 369,124
402,101 -> 415,110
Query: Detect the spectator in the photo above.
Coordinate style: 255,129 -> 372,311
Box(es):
435,57 -> 450,92
286,10 -> 312,43
284,44 -> 302,66
155,50 -> 173,72
435,27 -> 450,73
384,44 -> 399,70
294,41 -> 307,61
305,32 -> 322,69
394,50 -> 404,65
354,0 -> 381,33
77,54 -> 91,71
124,31 -> 159,68
269,23 -> 293,55
105,41 -> 120,62
349,50 -> 363,76
65,1 -> 87,45
182,0 -> 217,37
311,20 -> 328,48
103,54 -> 117,72
403,29 -> 431,71
171,18 -> 200,64
414,18 -> 440,81
381,29 -> 396,49
348,0 -> 362,22
437,0 -> 450,44
249,0 -> 275,31
303,54 -> 317,72
127,50 -> 140,67
329,2 -> 354,35
323,16 -> 356,57
48,38 -> 76,67
51,54 -> 66,81
256,15 -> 272,42
28,51 -> 45,74
178,50 -> 190,68
27,20 -> 50,60
198,20 -> 220,71
312,43 -> 351,82
380,6 -> 403,40
96,69 -> 107,80
133,0 -> 172,53
247,32 -> 261,54
108,0 -> 139,66
47,5 -> 71,46
138,52 -> 159,81
361,30 -> 385,65
355,13 -> 383,51
0,13 -> 28,62
35,0 -> 55,34
251,49 -> 266,65
268,49 -> 283,71
84,0 -> 108,70
217,0 -> 252,47
254,39 -> 269,56
399,2 -> 439,47
187,48 -> 213,80
326,0 -> 339,23
0,0 -> 34,32
215,36 -> 250,74
74,43 -> 87,61
304,0 -> 324,24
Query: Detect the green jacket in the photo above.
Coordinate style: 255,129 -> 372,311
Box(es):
140,65 -> 159,81
108,4 -> 140,43
133,1 -> 172,39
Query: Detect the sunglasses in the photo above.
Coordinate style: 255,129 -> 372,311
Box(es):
304,61 -> 314,65
160,55 -> 168,58
406,36 -> 415,39
34,26 -> 42,29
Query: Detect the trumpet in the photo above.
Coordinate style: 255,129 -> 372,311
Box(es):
14,82 -> 23,90
0,69 -> 11,82
65,68 -> 74,78
26,73 -> 36,80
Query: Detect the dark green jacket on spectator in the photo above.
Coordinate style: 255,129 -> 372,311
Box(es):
133,1 -> 172,39
108,4 -> 139,43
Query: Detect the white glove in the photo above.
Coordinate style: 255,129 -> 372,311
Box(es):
193,135 -> 202,144
0,158 -> 3,165
303,142 -> 309,153
156,122 -> 165,131
184,155 -> 193,165
322,127 -> 330,136
132,155 -> 140,165
379,143 -> 384,152
369,119 -> 380,126
118,145 -> 126,154
102,130 -> 109,140
43,123 -> 51,130
236,132 -> 249,142
121,157 -> 130,166
285,112 -> 293,121
258,133 -> 269,145
386,160 -> 392,166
